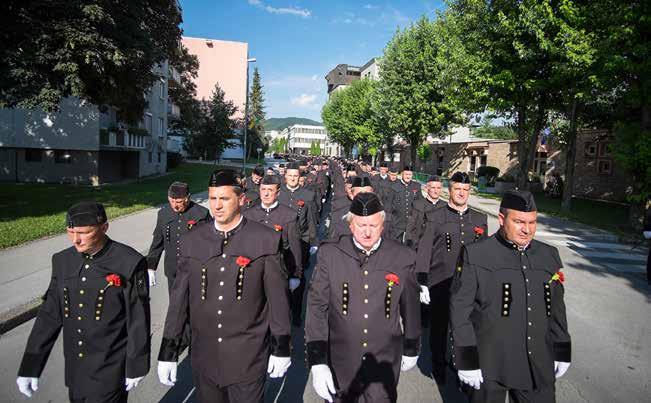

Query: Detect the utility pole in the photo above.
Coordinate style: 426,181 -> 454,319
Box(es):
242,57 -> 257,172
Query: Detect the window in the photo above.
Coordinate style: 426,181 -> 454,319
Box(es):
54,150 -> 72,164
148,152 -> 153,163
158,152 -> 161,163
159,78 -> 166,99
584,142 -> 597,157
25,149 -> 42,162
598,142 -> 611,157
158,117 -> 165,137
144,114 -> 153,134
598,160 -> 612,175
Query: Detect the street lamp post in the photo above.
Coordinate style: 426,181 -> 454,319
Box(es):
243,57 -> 257,173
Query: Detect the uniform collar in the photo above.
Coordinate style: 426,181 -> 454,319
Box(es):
261,201 -> 279,212
496,230 -> 531,251
447,203 -> 469,215
352,237 -> 382,256
379,174 -> 387,179
81,237 -> 112,260
214,215 -> 244,239
285,184 -> 300,192
400,179 -> 410,186
426,195 -> 440,205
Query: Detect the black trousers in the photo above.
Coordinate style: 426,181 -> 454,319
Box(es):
647,242 -> 650,284
167,274 -> 191,351
429,278 -> 453,372
193,371 -> 265,403
69,388 -> 127,403
290,276 -> 307,326
465,380 -> 556,403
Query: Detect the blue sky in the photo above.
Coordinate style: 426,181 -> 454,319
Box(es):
179,0 -> 446,122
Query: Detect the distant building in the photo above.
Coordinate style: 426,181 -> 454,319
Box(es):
0,63 -> 170,185
285,125 -> 341,156
325,58 -> 379,98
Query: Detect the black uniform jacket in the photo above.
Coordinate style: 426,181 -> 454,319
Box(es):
18,239 -> 150,396
449,232 -> 572,391
388,180 -> 422,235
405,197 -> 443,249
147,201 -> 211,277
305,236 -> 421,392
243,202 -> 304,278
327,203 -> 352,241
416,205 -> 488,287
279,185 -> 318,245
158,218 -> 291,387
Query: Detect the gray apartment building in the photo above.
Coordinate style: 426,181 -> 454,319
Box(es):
0,63 -> 172,185
325,58 -> 379,97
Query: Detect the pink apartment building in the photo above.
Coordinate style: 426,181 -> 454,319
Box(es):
181,36 -> 248,119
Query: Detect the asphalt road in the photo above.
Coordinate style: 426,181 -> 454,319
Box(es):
0,195 -> 649,402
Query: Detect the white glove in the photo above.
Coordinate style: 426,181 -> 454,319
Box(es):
16,377 -> 38,398
401,355 -> 418,372
310,246 -> 318,255
643,231 -> 651,239
325,218 -> 330,228
458,369 -> 484,390
554,361 -> 570,379
311,364 -> 336,403
157,361 -> 177,386
289,278 -> 301,292
125,376 -> 144,391
148,269 -> 157,287
267,355 -> 291,378
322,198 -> 326,204
419,286 -> 430,305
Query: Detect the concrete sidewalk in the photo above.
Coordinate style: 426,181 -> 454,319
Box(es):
0,192 -> 209,333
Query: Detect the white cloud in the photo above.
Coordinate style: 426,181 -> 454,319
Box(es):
291,93 -> 318,107
363,4 -> 378,10
247,0 -> 311,18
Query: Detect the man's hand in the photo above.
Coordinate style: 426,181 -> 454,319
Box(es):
289,278 -> 301,292
16,377 -> 38,398
157,361 -> 177,386
148,269 -> 157,287
125,376 -> 144,391
267,355 -> 291,378
311,365 -> 336,403
554,361 -> 570,379
419,286 -> 430,305
458,369 -> 484,390
400,355 -> 418,371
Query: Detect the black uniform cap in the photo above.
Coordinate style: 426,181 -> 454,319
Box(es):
321,160 -> 328,165
450,171 -> 471,184
168,181 -> 189,198
279,163 -> 285,168
346,164 -> 357,172
500,190 -> 537,212
208,169 -> 241,188
351,176 -> 372,188
379,162 -> 388,168
253,165 -> 265,176
402,165 -> 413,172
427,175 -> 442,183
261,175 -> 282,186
286,162 -> 300,170
66,201 -> 107,228
350,192 -> 384,216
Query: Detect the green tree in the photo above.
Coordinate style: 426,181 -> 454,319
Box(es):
0,1 -> 182,123
168,44 -> 201,139
246,67 -> 267,159
185,83 -> 237,160
376,17 -> 463,165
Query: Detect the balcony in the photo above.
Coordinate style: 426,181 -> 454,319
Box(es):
100,128 -> 147,150
167,102 -> 181,120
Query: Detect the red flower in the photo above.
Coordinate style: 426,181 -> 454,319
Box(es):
385,273 -> 400,286
549,270 -> 565,284
236,256 -> 251,267
105,274 -> 122,287
474,226 -> 485,236
188,220 -> 197,229
274,224 -> 283,232
296,199 -> 305,207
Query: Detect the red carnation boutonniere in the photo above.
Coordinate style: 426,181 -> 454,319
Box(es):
236,256 -> 251,268
296,199 -> 305,208
474,226 -> 485,236
103,274 -> 122,291
549,270 -> 565,284
274,224 -> 283,232
187,220 -> 197,230
385,273 -> 400,287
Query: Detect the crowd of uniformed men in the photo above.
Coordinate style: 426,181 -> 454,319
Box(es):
16,156 -> 572,403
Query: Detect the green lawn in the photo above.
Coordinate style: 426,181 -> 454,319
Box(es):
0,163 -> 245,249
476,191 -> 634,237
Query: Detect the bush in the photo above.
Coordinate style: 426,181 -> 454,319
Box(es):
477,166 -> 500,186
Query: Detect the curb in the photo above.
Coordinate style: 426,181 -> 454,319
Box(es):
0,298 -> 42,335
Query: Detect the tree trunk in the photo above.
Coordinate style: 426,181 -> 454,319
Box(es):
410,137 -> 418,169
561,98 -> 579,212
516,105 -> 528,188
